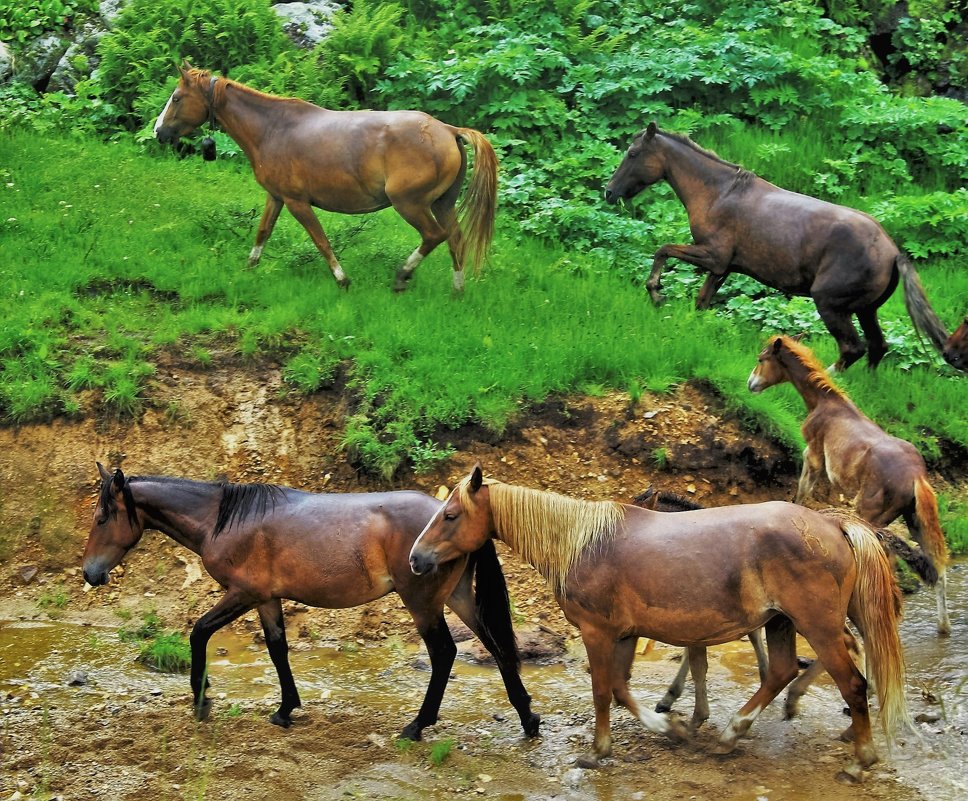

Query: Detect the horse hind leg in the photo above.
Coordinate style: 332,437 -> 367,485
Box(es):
814,303 -> 867,371
856,307 -> 888,368
257,599 -> 302,728
391,200 -> 451,293
714,616 -> 799,754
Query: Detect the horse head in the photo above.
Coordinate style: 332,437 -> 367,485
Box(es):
409,464 -> 490,575
747,336 -> 796,393
604,122 -> 665,204
82,463 -> 145,586
153,61 -> 215,145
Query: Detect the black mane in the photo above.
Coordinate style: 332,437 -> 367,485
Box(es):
214,481 -> 287,537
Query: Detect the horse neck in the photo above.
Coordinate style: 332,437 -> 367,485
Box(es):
658,135 -> 741,213
779,353 -> 845,413
128,477 -> 221,555
213,83 -> 285,163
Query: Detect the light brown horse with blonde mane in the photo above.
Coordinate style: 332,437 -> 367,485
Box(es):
154,63 -> 497,293
410,465 -> 910,781
748,334 -> 951,636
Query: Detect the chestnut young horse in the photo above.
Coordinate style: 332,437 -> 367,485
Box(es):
82,465 -> 540,739
604,123 -> 948,370
154,63 -> 497,293
636,488 -> 934,728
410,465 -> 910,781
748,335 -> 951,636
942,316 -> 968,371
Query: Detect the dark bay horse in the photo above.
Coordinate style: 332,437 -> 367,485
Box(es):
154,63 -> 497,293
748,334 -> 951,636
82,464 -> 540,739
410,465 -> 910,780
636,487 -> 934,727
604,123 -> 949,370
942,315 -> 968,370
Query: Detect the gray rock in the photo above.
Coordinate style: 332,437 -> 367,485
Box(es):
272,1 -> 340,49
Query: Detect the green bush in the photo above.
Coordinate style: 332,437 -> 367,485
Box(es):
0,0 -> 98,44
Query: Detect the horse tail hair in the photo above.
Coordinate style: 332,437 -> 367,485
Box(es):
456,128 -> 498,273
876,529 -> 938,585
843,518 -> 912,741
912,476 -> 949,575
469,538 -> 521,669
897,253 -> 949,354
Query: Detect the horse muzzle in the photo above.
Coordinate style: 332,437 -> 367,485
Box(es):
409,550 -> 437,577
82,561 -> 111,587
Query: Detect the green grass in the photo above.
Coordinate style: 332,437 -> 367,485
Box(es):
0,129 -> 965,497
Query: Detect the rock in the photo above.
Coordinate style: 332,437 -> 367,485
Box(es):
12,34 -> 69,89
0,42 -> 13,82
67,670 -> 88,687
272,1 -> 340,49
19,566 -> 38,585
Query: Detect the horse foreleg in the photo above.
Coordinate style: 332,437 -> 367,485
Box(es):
189,590 -> 254,720
445,569 -> 540,737
647,244 -> 725,307
284,199 -> 350,289
247,195 -> 283,268
686,646 -> 710,730
655,648 -> 690,713
794,446 -> 823,505
715,616 -> 798,754
749,627 -> 768,683
257,599 -> 301,728
400,614 -> 457,741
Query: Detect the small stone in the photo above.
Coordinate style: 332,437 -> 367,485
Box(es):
19,566 -> 38,584
67,671 -> 88,687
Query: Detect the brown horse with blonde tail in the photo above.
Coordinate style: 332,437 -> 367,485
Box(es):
410,465 -> 910,781
604,123 -> 949,370
82,465 -> 540,739
154,63 -> 497,293
748,334 -> 951,636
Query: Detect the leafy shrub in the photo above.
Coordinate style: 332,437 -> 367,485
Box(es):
0,0 -> 98,44
96,0 -> 291,128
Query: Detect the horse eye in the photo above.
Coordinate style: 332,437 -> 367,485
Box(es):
444,512 -> 458,521
628,149 -> 639,158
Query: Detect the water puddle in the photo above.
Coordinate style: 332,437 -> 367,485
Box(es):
2,560 -> 965,800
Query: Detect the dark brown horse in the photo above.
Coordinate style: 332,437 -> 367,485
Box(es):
748,334 -> 951,636
82,465 -> 540,739
604,123 -> 949,370
411,465 -> 910,780
154,63 -> 497,293
942,315 -> 968,370
636,487 -> 934,726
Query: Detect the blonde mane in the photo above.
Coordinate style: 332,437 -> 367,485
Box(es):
460,479 -> 624,596
187,68 -> 300,108
777,335 -> 849,400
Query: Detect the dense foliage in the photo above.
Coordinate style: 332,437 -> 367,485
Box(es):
1,0 -> 966,494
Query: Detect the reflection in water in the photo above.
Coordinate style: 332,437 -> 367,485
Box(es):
1,560 -> 965,799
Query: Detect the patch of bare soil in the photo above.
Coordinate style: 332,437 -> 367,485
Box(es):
1,355 -> 961,800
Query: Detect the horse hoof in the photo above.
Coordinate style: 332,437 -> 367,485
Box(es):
835,766 -> 864,785
523,713 -> 541,737
711,739 -> 737,756
575,754 -> 602,770
270,712 -> 293,728
193,699 -> 212,722
655,702 -> 671,714
666,718 -> 690,743
399,722 -> 423,741
338,278 -> 352,291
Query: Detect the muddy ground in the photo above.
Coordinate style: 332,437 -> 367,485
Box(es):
1,355 -> 965,800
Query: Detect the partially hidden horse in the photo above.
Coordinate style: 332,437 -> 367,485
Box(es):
942,315 -> 968,371
748,334 -> 951,636
604,123 -> 949,371
154,63 -> 497,293
82,464 -> 540,739
635,487 -> 935,728
410,465 -> 910,781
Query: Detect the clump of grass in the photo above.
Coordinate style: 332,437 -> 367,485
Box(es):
652,447 -> 670,471
119,610 -> 190,672
429,738 -> 455,766
37,585 -> 69,615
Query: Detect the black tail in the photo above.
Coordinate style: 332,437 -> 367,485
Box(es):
877,529 -> 939,586
897,253 -> 949,354
468,538 -> 521,669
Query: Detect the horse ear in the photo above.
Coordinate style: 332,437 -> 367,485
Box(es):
792,332 -> 806,342
772,337 -> 784,354
179,59 -> 192,78
97,462 -> 112,481
646,122 -> 657,139
111,467 -> 126,492
469,464 -> 483,493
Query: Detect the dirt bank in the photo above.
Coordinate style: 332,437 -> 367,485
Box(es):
1,356 -> 964,800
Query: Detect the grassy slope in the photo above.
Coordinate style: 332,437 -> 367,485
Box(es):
0,130 -> 965,476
